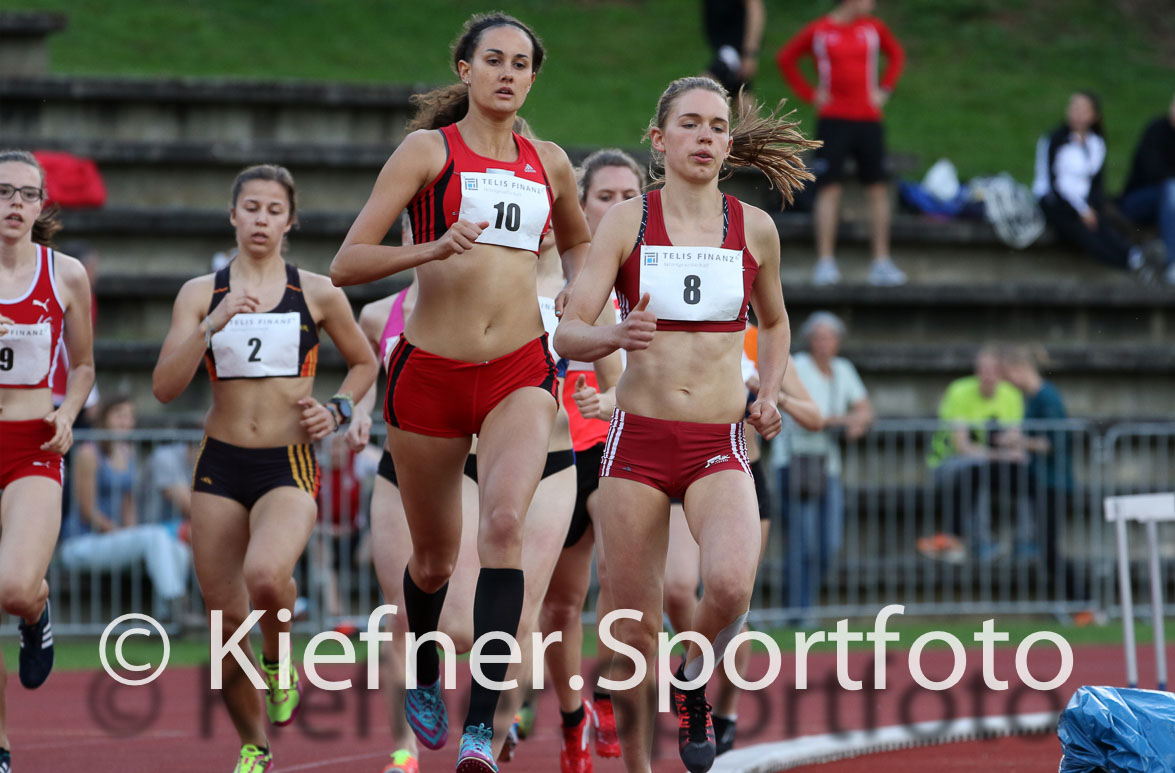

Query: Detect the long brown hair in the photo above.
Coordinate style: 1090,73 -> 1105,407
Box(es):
645,77 -> 821,206
0,149 -> 63,245
406,13 -> 545,133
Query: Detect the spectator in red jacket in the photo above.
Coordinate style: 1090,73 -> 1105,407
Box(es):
777,0 -> 906,286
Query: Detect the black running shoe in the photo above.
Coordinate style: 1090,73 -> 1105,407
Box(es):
672,681 -> 715,773
18,600 -> 54,689
0,746 -> 11,773
714,715 -> 737,755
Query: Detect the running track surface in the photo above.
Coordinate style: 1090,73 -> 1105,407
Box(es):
4,641 -> 1157,772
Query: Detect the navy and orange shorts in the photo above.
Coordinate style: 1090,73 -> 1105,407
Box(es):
384,334 -> 558,438
0,419 -> 64,489
599,409 -> 752,500
192,436 -> 320,510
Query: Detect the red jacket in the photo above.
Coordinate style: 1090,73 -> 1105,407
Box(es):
777,14 -> 904,122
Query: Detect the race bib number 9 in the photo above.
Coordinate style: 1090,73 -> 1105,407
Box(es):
638,246 -> 745,322
458,171 -> 550,252
0,322 -> 51,386
210,312 -> 301,378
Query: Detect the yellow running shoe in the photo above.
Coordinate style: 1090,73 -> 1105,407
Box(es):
382,748 -> 419,773
233,744 -> 273,772
261,656 -> 301,726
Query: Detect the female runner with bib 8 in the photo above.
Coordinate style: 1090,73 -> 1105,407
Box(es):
554,78 -> 818,773
330,13 -> 590,773
0,149 -> 95,773
153,165 -> 377,773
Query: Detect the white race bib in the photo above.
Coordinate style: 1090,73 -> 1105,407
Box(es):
210,312 -> 301,378
458,171 -> 550,252
638,245 -> 745,322
0,322 -> 51,386
537,296 -> 561,361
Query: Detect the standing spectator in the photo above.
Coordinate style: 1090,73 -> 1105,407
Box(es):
922,347 -> 1031,561
1032,91 -> 1150,277
59,396 -> 192,622
1118,91 -> 1175,285
776,312 -> 871,618
702,0 -> 766,107
999,346 -> 1090,607
777,0 -> 907,286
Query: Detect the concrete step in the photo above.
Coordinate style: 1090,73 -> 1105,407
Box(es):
0,75 -> 418,145
94,338 -> 1173,421
59,206 -> 1123,287
15,136 -> 917,214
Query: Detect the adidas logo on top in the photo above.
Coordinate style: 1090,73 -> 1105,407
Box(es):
524,163 -> 536,173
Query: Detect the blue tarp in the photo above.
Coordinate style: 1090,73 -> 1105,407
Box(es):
1059,686 -> 1175,772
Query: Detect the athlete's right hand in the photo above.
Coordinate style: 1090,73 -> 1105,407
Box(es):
614,293 -> 656,351
208,290 -> 261,332
572,375 -> 600,420
346,412 -> 372,451
432,218 -> 490,260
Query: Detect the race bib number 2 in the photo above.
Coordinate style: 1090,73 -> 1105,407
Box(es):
458,171 -> 550,252
210,312 -> 301,378
638,245 -> 745,322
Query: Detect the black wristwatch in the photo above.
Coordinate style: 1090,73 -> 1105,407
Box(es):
328,395 -> 353,429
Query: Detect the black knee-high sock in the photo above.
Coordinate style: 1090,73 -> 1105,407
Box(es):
403,566 -> 449,685
463,567 -> 525,732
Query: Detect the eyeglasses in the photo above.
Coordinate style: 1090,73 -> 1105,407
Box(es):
0,184 -> 45,203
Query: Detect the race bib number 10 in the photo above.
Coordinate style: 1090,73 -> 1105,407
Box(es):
638,245 -> 745,322
459,171 -> 550,252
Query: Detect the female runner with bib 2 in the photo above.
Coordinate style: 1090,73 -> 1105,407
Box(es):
153,165 -> 377,773
555,77 -> 818,773
330,13 -> 590,773
0,150 -> 95,773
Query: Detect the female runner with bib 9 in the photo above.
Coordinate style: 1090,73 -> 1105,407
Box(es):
554,78 -> 818,773
153,165 -> 377,773
0,149 -> 95,773
329,13 -> 590,772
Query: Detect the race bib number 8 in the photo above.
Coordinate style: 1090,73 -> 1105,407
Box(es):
458,171 -> 550,252
210,312 -> 301,378
638,246 -> 745,322
0,322 -> 51,386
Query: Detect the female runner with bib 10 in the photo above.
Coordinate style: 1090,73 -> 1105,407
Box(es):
554,78 -> 818,773
0,149 -> 95,773
330,13 -> 591,773
153,165 -> 377,773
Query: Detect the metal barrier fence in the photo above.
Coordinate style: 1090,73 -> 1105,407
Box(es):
5,420 -> 1174,636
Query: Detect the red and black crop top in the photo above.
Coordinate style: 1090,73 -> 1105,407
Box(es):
0,244 -> 65,390
204,262 -> 319,381
615,189 -> 759,332
407,123 -> 554,255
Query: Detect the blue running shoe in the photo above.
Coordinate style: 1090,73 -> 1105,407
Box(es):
18,600 -> 53,689
456,723 -> 497,773
405,679 -> 448,750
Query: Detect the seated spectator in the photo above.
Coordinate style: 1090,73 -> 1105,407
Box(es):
776,312 -> 872,617
1118,91 -> 1175,285
59,396 -> 192,622
922,346 -> 1033,561
1032,91 -> 1151,277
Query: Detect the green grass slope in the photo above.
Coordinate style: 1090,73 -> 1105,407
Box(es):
7,0 -> 1172,184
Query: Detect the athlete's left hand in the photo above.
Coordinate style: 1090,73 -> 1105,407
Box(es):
40,408 -> 74,455
747,398 -> 782,441
554,282 -> 574,318
297,397 -> 335,441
